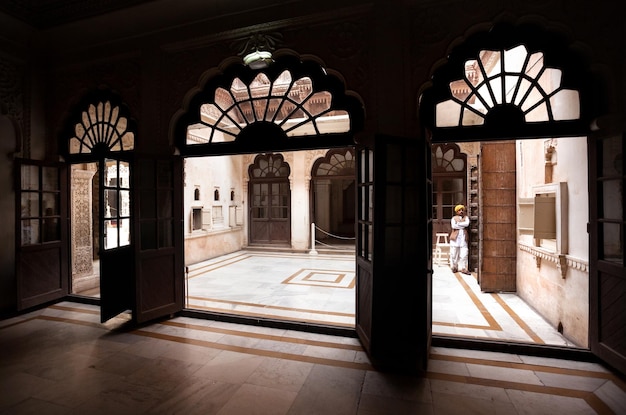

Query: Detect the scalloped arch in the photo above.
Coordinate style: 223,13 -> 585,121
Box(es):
419,20 -> 600,142
61,89 -> 136,159
173,53 -> 365,155
312,147 -> 355,178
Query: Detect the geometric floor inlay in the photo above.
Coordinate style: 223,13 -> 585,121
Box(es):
283,268 -> 356,288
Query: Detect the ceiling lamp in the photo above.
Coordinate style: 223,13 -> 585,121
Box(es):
234,32 -> 282,69
243,49 -> 273,69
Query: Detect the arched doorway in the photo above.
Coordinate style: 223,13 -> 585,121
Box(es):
174,52 -> 365,330
248,153 -> 291,246
421,21 -> 623,373
431,144 -> 467,243
311,147 -> 356,249
60,91 -> 137,322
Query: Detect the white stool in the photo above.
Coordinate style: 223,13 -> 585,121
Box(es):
434,232 -> 450,265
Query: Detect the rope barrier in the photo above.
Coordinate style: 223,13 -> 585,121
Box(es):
310,223 -> 355,254
314,225 -> 356,240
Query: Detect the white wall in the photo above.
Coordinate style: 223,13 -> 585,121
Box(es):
516,137 -> 589,347
183,155 -> 245,265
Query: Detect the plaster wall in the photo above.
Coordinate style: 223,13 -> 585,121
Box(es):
183,155 -> 245,265
516,136 -> 589,347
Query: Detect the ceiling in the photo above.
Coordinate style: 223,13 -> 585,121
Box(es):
0,0 -> 158,29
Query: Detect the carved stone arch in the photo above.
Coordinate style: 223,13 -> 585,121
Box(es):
419,18 -> 603,143
312,147 -> 356,179
171,52 -> 365,156
248,153 -> 291,179
305,148 -> 329,173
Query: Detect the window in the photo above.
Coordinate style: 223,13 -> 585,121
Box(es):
103,159 -> 131,249
20,164 -> 60,245
186,71 -> 351,145
68,101 -> 135,154
435,45 -> 580,128
212,205 -> 224,227
518,182 -> 568,254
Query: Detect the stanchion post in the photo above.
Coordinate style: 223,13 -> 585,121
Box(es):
309,222 -> 318,255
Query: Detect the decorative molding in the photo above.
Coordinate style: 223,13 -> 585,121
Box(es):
0,57 -> 25,156
519,242 -> 588,278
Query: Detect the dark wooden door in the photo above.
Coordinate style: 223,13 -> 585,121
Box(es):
355,144 -> 374,354
249,180 -> 290,245
431,144 -> 467,245
480,141 -> 517,292
134,157 -> 184,324
589,133 -> 626,375
432,176 -> 465,240
15,160 -> 69,310
356,135 -> 430,373
99,158 -> 134,322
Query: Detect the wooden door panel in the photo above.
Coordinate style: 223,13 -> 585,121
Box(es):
355,257 -> 372,349
251,221 -> 269,243
269,221 -> 289,243
480,141 -> 516,292
598,270 -> 625,349
589,133 -> 625,375
100,246 -> 133,322
18,246 -> 65,309
355,145 -> 373,355
134,157 -> 184,324
356,136 -> 430,373
249,177 -> 290,245
137,252 -> 180,321
16,160 -> 68,311
99,157 -> 134,323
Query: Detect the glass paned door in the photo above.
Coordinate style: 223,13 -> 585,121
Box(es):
99,157 -> 133,323
103,158 -> 131,250
16,160 -> 68,310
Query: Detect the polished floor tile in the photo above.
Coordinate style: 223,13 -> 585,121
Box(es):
185,250 -> 579,348
1,303 -> 624,414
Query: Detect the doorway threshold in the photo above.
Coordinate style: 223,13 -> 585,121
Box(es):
432,335 -> 596,363
179,309 -> 358,339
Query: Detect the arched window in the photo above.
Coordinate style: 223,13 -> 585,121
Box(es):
313,148 -> 355,178
62,90 -> 136,159
435,45 -> 580,128
174,55 -> 364,155
420,22 -> 595,142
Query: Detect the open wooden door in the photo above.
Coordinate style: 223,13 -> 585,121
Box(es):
479,141 -> 517,292
16,160 -> 69,310
589,133 -> 626,375
99,157 -> 134,322
133,156 -> 184,324
356,135 -> 431,373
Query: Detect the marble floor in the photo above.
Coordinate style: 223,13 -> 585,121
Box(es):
185,250 -> 581,348
1,301 -> 624,414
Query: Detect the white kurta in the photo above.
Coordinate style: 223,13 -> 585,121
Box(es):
450,215 -> 470,271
